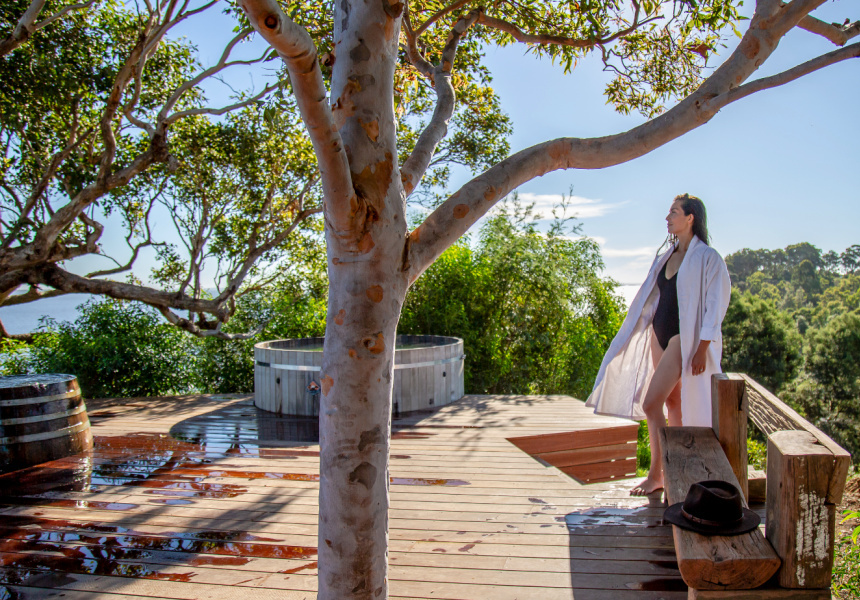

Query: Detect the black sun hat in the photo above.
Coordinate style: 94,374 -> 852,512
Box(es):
663,480 -> 761,536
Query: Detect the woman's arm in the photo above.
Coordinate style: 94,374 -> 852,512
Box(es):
691,339 -> 711,375
698,250 -> 732,343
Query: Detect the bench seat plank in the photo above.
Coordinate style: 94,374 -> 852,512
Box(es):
660,426 -> 781,590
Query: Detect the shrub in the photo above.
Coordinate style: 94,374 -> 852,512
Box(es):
29,299 -> 197,398
0,338 -> 30,376
721,292 -> 802,393
834,509 -> 860,599
399,200 -> 624,398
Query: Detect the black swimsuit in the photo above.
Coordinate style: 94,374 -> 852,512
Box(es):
653,261 -> 680,351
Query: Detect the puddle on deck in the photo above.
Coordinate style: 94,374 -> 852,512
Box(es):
0,399 -> 465,587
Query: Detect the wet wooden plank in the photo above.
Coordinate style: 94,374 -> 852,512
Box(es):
0,394 -> 687,598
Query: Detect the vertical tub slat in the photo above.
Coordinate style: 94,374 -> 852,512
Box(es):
401,349 -> 416,413
453,341 -> 463,403
392,368 -> 402,417
420,346 -> 432,410
286,349 -> 298,415
433,345 -> 443,409
268,348 -> 279,413
299,349 -> 310,417
289,349 -> 300,416
254,345 -> 262,409
260,348 -> 270,413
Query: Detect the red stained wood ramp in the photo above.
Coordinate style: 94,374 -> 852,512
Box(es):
507,423 -> 639,484
0,393 -> 688,599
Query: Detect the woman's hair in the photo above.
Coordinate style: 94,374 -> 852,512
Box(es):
675,193 -> 710,246
656,193 -> 711,256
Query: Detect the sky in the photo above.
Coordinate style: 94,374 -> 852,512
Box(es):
2,0 -> 859,332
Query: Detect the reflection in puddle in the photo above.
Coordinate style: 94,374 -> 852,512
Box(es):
0,401 -> 330,587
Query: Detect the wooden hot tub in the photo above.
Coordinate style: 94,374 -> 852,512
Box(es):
254,335 -> 465,416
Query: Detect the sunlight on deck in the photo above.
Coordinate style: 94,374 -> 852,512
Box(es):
0,394 -> 688,599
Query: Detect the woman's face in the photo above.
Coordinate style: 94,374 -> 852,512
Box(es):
666,200 -> 693,236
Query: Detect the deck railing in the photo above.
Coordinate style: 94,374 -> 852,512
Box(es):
711,373 -> 852,592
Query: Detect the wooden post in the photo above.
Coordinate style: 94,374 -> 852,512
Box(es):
711,373 -> 749,500
766,430 -> 837,589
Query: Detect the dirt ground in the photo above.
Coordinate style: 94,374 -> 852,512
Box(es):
836,475 -> 860,540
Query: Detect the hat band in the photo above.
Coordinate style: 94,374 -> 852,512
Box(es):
680,508 -> 743,528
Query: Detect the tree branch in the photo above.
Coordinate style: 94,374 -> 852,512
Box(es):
238,0 -> 355,236
156,305 -> 266,339
157,28 -> 255,124
0,318 -> 34,343
402,4 -> 435,79
166,83 -> 277,123
24,264 -> 233,321
1,285 -> 71,306
796,13 -> 860,46
705,41 -> 860,110
400,9 -> 480,196
413,0 -> 472,36
0,0 -> 95,57
404,0 -> 849,280
475,10 -> 662,50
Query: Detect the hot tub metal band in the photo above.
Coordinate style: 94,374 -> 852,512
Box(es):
256,354 -> 466,372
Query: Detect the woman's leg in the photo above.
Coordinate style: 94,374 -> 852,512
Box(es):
630,333 -> 683,496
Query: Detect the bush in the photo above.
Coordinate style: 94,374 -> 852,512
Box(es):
399,200 -> 625,398
721,292 -> 802,393
834,509 -> 860,599
0,338 -> 30,376
29,299 -> 197,398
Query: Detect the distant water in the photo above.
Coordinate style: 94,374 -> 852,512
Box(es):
617,284 -> 639,308
0,294 -> 94,334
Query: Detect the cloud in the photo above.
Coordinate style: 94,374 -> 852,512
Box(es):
516,193 -> 620,219
601,246 -> 658,258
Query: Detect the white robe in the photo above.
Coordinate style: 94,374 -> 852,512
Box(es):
585,236 -> 731,427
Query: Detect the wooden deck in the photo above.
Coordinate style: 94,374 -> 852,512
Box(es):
0,394 -> 694,599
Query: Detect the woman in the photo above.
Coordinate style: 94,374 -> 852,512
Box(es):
585,194 -> 731,496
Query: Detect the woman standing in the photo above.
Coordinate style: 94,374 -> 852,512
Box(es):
585,194 -> 731,495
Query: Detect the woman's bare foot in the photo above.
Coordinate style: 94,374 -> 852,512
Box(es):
630,474 -> 664,496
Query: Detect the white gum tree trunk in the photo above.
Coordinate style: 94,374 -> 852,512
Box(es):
236,0 -> 859,596
318,1 -> 406,596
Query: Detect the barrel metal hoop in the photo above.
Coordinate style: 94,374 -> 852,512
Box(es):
255,354 -> 466,372
0,404 -> 87,425
0,418 -> 90,445
0,389 -> 79,407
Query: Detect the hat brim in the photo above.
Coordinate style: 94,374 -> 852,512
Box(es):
663,502 -> 761,535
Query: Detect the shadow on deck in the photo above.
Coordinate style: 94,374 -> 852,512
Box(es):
0,394 -> 701,599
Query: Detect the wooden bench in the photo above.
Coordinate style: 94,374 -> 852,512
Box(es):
507,423 -> 639,483
660,426 -> 781,590
660,373 -> 851,599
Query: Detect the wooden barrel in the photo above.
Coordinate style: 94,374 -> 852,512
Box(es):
0,374 -> 93,474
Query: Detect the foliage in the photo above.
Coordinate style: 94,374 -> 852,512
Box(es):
0,338 -> 29,376
723,242 -> 860,462
721,291 -> 802,393
399,196 -> 625,398
27,299 -> 197,398
782,313 -> 860,461
834,508 -> 860,599
637,421 -> 650,476
747,437 -> 767,470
